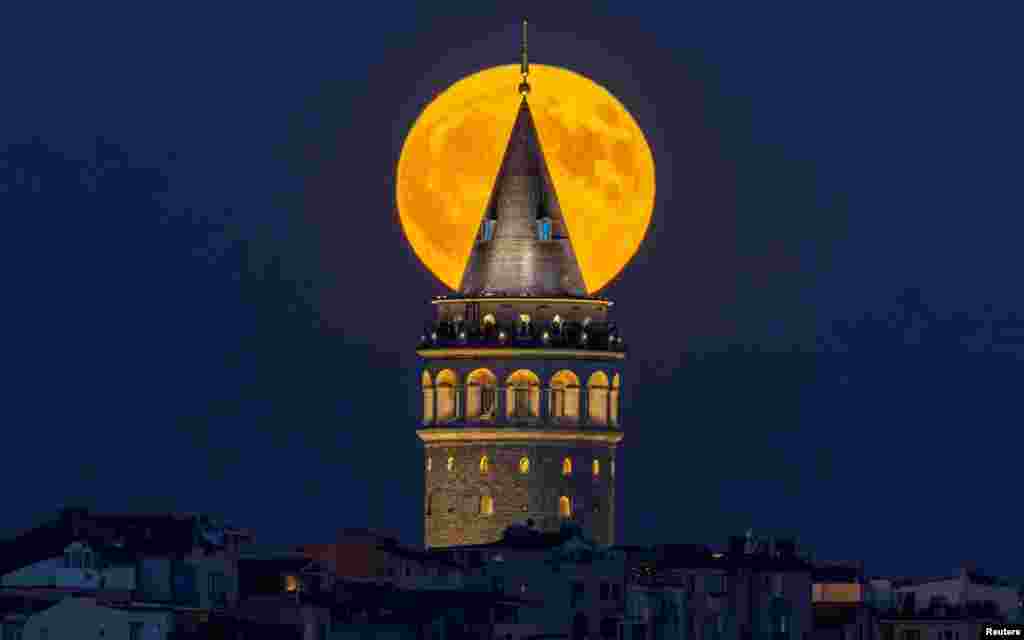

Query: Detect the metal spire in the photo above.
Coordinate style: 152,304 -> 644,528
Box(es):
518,19 -> 531,97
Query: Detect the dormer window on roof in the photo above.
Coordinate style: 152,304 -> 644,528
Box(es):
537,216 -> 552,241
479,219 -> 496,243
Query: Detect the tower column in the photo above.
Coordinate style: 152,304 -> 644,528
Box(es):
497,385 -> 507,421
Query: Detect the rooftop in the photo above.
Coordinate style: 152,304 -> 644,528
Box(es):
458,98 -> 587,298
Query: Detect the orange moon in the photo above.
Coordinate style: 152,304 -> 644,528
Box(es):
397,64 -> 655,294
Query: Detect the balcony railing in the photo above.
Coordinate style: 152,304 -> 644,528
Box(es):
419,319 -> 626,353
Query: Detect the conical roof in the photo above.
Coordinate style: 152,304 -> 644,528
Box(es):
458,98 -> 587,297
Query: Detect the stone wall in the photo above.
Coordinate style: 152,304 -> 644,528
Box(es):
424,441 -> 617,548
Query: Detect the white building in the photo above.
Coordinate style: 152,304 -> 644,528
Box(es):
12,596 -> 174,640
893,568 -> 1019,618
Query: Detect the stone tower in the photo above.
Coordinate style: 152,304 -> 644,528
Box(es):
417,89 -> 626,548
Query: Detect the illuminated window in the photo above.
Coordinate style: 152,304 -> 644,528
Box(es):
519,314 -> 531,324
550,370 -> 580,420
588,371 -> 610,424
506,369 -> 540,419
422,371 -> 434,425
562,457 -> 573,475
284,574 -> 300,592
467,369 -> 497,419
426,457 -> 432,472
482,313 -> 496,327
519,457 -> 530,474
447,456 -> 455,472
611,459 -> 616,477
479,456 -> 489,473
435,369 -> 459,422
559,496 -> 572,518
592,459 -> 600,477
480,495 -> 494,516
553,314 -> 562,326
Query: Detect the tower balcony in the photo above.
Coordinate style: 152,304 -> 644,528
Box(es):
418,318 -> 626,355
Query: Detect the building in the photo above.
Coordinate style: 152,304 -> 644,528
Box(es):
434,521 -> 628,639
623,535 -> 814,640
234,543 -> 535,639
297,528 -> 466,590
0,507 -> 252,638
868,568 -> 1023,640
16,596 -> 176,640
811,561 -> 877,640
416,42 -> 625,549
891,568 -> 1019,619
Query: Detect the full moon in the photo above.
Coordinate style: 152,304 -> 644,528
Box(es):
397,64 -> 655,294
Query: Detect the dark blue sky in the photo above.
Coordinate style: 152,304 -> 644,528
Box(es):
3,2 -> 1022,578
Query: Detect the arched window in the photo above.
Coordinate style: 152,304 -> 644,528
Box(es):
426,491 -> 433,516
587,371 -> 610,425
611,458 -> 616,478
559,496 -> 572,518
435,369 -> 459,422
592,459 -> 600,477
549,370 -> 580,420
447,456 -> 455,472
610,373 -> 621,426
482,313 -> 496,327
466,368 -> 498,420
562,457 -> 573,476
422,370 -> 434,425
480,495 -> 494,516
519,457 -> 530,474
426,457 -> 432,472
479,456 -> 489,473
506,370 -> 541,419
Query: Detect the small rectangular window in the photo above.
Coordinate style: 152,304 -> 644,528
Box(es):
480,220 -> 495,242
537,219 -> 553,241
129,622 -> 144,640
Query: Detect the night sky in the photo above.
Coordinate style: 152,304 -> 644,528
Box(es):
3,3 -> 1022,579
